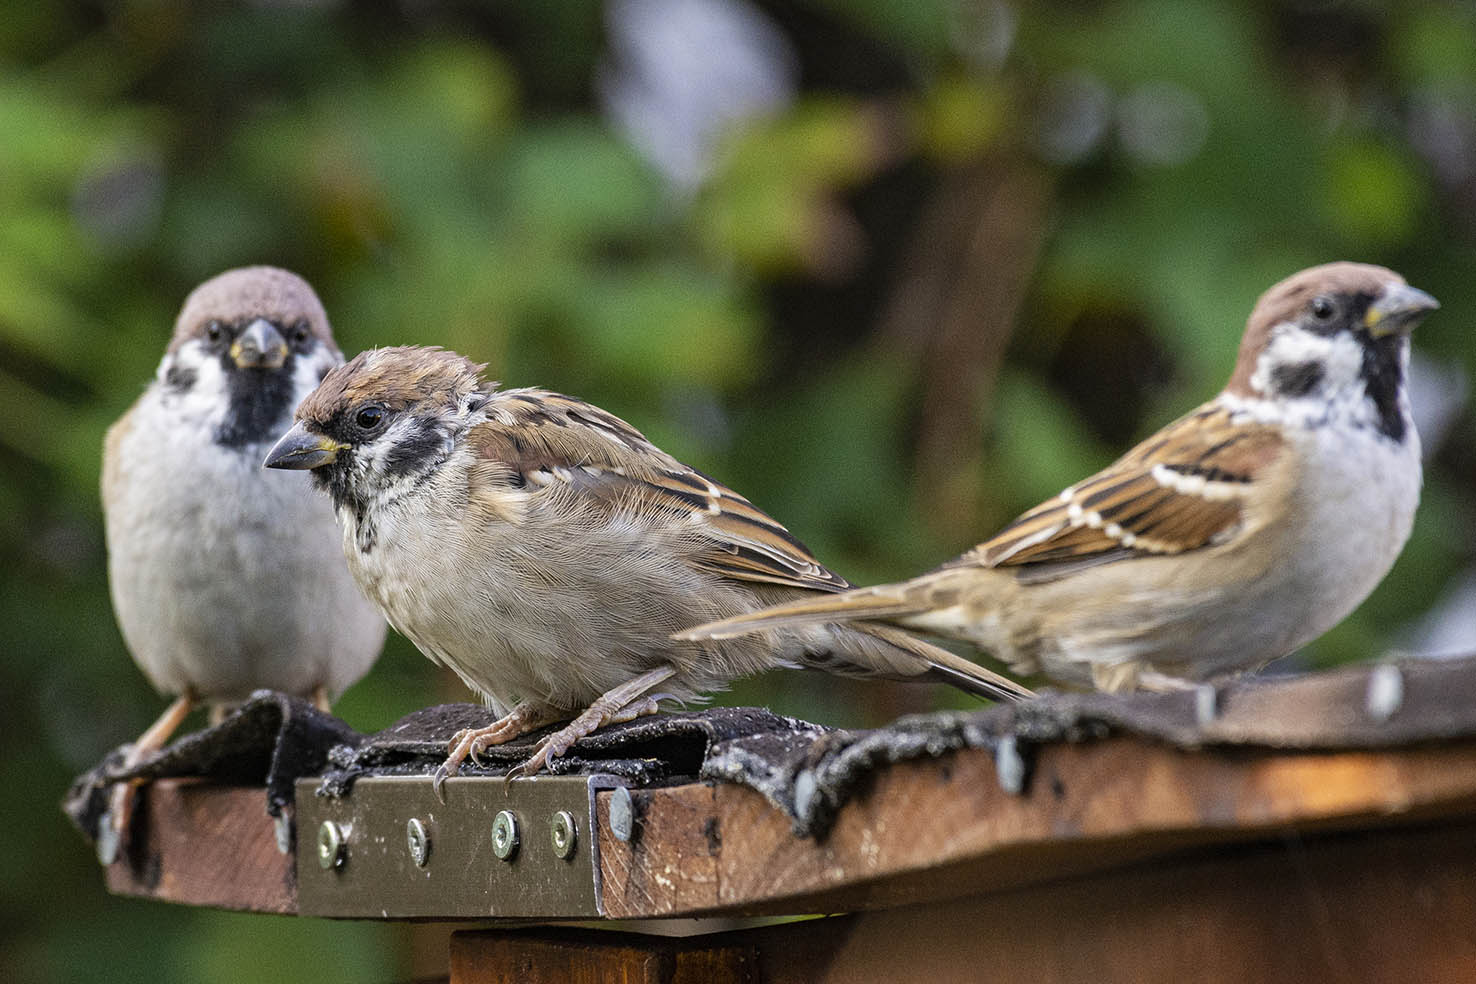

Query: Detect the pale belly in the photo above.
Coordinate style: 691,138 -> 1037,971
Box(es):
108,430 -> 383,701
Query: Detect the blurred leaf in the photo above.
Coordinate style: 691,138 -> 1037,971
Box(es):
499,120 -> 666,246
989,368 -> 1114,508
917,76 -> 1011,162
568,264 -> 762,388
1393,4 -> 1476,89
1324,138 -> 1427,247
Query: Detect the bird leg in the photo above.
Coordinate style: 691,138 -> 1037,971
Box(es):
101,693 -> 195,864
508,665 -> 678,781
432,702 -> 563,798
311,684 -> 332,712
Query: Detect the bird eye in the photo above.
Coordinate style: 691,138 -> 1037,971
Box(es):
1310,295 -> 1336,321
355,405 -> 386,431
204,320 -> 225,344
290,320 -> 312,348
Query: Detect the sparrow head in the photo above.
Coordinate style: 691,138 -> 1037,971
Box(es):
263,345 -> 489,511
1226,262 -> 1438,441
159,266 -> 346,447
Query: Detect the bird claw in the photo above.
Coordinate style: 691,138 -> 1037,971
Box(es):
503,737 -> 559,786
431,761 -> 459,803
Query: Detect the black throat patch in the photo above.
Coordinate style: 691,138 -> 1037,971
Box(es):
214,355 -> 300,448
1360,333 -> 1408,443
312,464 -> 375,552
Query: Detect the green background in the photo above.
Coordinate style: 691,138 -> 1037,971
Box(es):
4,1 -> 1473,980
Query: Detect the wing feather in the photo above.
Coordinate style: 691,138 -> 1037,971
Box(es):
950,402 -> 1285,577
468,389 -> 850,594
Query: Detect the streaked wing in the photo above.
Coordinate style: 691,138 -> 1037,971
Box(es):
469,389 -> 851,594
642,467 -> 851,591
951,402 -> 1286,574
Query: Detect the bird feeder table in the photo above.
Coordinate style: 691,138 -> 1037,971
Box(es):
72,656 -> 1476,983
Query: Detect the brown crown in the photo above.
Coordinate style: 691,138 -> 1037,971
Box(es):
296,345 -> 488,424
169,266 -> 338,354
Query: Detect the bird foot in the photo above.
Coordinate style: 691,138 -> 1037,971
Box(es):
505,689 -> 673,781
435,703 -> 559,796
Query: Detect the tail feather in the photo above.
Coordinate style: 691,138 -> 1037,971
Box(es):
851,621 -> 1033,703
676,586 -> 925,640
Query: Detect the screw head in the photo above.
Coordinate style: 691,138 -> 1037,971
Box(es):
491,810 -> 519,861
550,810 -> 577,860
95,820 -> 120,867
608,786 -> 634,843
317,821 -> 347,870
273,814 -> 293,855
406,818 -> 430,867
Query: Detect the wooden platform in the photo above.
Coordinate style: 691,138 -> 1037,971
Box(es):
102,732 -> 1476,982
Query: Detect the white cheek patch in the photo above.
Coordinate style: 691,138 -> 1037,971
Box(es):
157,342 -> 231,427
354,413 -> 450,490
1257,326 -> 1365,392
1246,324 -> 1375,430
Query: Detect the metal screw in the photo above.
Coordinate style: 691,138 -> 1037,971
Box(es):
95,820 -> 120,867
550,810 -> 577,860
793,769 -> 819,821
273,814 -> 293,856
995,734 -> 1026,796
491,810 -> 519,861
406,818 -> 430,867
1194,684 -> 1219,727
317,820 -> 347,870
1366,663 -> 1404,722
608,786 -> 634,843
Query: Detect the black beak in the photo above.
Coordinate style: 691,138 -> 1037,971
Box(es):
264,422 -> 346,470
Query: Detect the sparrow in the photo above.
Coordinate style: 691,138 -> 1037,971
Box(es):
680,263 -> 1438,693
263,345 -> 1032,783
101,267 -> 386,852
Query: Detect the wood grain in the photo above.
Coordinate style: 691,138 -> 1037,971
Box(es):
450,929 -> 758,984
99,739 -> 1476,924
596,738 -> 1476,917
453,819 -> 1476,983
104,779 -> 295,914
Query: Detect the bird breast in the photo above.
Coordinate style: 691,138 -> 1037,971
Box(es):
106,386 -> 384,701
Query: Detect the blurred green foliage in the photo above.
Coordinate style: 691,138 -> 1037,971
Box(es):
4,1 -> 1474,980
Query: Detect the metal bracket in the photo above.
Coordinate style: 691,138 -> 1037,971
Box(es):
295,774 -> 626,919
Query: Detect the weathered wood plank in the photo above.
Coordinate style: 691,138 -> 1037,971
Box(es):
105,780 -> 295,913
453,819 -> 1476,983
749,819 -> 1476,984
101,740 -> 1476,922
595,739 -> 1476,917
449,929 -> 758,984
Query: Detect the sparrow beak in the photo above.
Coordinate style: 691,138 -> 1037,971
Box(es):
264,422 -> 346,470
231,318 -> 289,370
1365,283 -> 1440,338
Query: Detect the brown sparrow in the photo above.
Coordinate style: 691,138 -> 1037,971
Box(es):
101,267 -> 386,852
680,263 -> 1438,693
263,345 -> 1031,782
